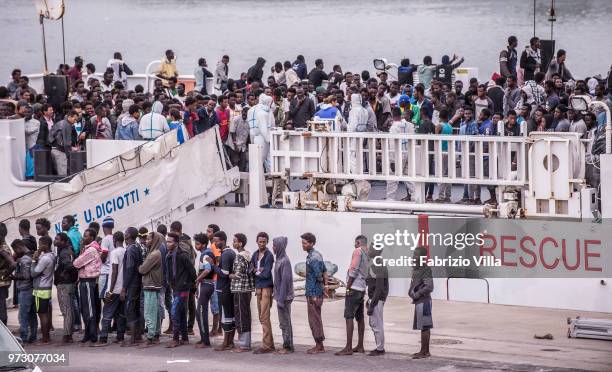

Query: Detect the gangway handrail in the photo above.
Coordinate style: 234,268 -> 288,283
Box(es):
270,129 -> 537,186
0,128 -> 207,223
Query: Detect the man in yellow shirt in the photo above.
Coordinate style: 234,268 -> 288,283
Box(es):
156,50 -> 178,87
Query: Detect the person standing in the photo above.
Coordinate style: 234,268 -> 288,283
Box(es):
53,233 -> 78,345
284,61 -> 300,88
230,233 -> 254,352
366,246 -> 389,356
0,223 -> 15,326
302,232 -> 328,354
155,50 -> 178,87
336,236 -> 368,356
503,75 -> 521,116
194,233 -> 214,348
11,240 -> 37,344
386,107 -> 415,201
165,232 -> 196,348
138,101 -> 170,140
308,59 -> 327,88
49,110 -> 78,176
31,236 -> 56,345
546,49 -> 574,82
434,109 -> 453,203
215,55 -> 230,93
120,227 -> 144,347
293,55 -> 308,80
62,215 -> 82,253
73,228 -> 102,346
499,36 -> 518,78
194,58 -> 214,95
409,247 -> 434,359
138,232 -> 164,347
213,231 -> 236,351
247,57 -> 266,85
272,236 -> 294,354
520,37 -> 541,82
288,87 -> 315,129
99,217 -> 115,303
107,52 -> 133,88
251,232 -> 275,354
169,221 -> 197,336
93,231 -> 127,346
417,57 -> 437,92
205,224 -> 222,338
18,220 -> 37,253
246,94 -> 274,172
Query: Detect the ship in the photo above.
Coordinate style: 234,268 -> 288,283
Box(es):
1,57 -> 611,313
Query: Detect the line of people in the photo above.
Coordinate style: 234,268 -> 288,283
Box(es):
0,219 -> 434,358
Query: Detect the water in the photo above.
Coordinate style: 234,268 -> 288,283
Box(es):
2,0 -> 611,84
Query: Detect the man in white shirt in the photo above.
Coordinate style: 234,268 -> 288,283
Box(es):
99,217 -> 115,299
386,107 -> 415,201
92,230 -> 127,346
284,61 -> 300,88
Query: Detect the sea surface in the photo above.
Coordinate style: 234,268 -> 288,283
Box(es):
2,0 -> 611,84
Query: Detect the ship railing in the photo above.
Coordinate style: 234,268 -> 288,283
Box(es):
270,129 -> 528,187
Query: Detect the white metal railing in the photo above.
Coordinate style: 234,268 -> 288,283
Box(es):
270,130 -> 530,186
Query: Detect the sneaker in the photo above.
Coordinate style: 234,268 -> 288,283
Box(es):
368,349 -> 385,356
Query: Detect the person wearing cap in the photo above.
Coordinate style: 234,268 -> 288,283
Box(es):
99,217 -> 115,300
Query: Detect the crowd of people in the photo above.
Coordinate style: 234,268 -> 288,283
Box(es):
0,218 -> 434,359
0,35 -> 610,196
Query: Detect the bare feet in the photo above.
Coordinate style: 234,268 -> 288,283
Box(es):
194,341 -> 210,349
352,346 -> 365,353
411,352 -> 431,359
231,347 -> 250,353
253,347 -> 274,354
307,345 -> 325,354
275,348 -> 293,355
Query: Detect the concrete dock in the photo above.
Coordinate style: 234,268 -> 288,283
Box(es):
8,295 -> 612,371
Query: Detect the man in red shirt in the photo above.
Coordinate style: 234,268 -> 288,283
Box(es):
67,57 -> 84,87
215,95 -> 230,142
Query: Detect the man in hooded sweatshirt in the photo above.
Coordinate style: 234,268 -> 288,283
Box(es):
31,236 -> 56,345
139,101 -> 170,140
247,57 -> 266,85
11,239 -> 37,344
272,236 -> 294,354
247,94 -> 274,172
116,105 -> 141,140
73,228 -> 103,346
138,232 -> 164,347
